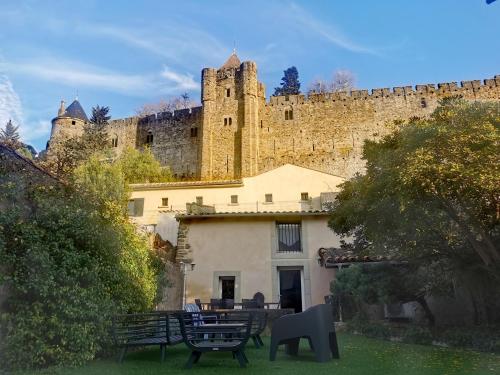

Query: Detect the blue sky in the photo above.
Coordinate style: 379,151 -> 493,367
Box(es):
0,0 -> 498,151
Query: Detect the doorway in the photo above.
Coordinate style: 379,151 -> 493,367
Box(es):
279,268 -> 303,313
219,276 -> 235,299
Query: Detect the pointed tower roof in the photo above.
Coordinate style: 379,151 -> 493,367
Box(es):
220,50 -> 241,70
63,99 -> 88,121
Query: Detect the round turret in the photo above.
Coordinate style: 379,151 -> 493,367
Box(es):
48,98 -> 88,149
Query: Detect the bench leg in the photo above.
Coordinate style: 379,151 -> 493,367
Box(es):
185,351 -> 201,369
160,344 -> 166,363
118,347 -> 128,363
234,350 -> 247,368
252,336 -> 260,348
257,335 -> 264,346
241,350 -> 249,363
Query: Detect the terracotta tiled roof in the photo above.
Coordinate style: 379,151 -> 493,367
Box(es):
318,247 -> 389,267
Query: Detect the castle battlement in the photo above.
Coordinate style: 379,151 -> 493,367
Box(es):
266,75 -> 500,106
48,52 -> 500,182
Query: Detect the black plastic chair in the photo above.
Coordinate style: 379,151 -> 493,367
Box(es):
242,299 -> 258,309
253,292 -> 265,308
221,298 -> 234,309
210,298 -> 222,310
250,310 -> 267,348
269,304 -> 340,362
177,311 -> 254,368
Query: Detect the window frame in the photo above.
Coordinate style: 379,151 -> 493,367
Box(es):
276,222 -> 302,253
264,193 -> 273,203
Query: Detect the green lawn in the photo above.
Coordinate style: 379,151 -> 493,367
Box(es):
18,334 -> 500,375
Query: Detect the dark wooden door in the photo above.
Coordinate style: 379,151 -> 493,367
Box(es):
279,269 -> 302,313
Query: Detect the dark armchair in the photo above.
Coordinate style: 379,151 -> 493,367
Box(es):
269,304 -> 340,362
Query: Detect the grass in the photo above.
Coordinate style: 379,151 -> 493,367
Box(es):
17,333 -> 500,375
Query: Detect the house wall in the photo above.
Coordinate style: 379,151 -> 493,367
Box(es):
129,164 -> 345,225
181,215 -> 338,309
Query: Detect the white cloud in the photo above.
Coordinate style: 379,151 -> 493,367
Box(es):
0,58 -> 199,96
161,67 -> 198,91
288,3 -> 380,56
0,74 -> 23,129
19,119 -> 51,144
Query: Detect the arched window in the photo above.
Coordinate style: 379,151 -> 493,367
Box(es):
420,98 -> 427,108
111,135 -> 118,147
285,108 -> 293,120
146,131 -> 153,145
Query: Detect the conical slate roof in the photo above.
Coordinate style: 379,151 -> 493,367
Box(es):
63,99 -> 88,121
220,52 -> 241,70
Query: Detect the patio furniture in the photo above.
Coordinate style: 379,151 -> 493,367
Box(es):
253,292 -> 265,308
221,298 -> 235,309
250,310 -> 267,348
195,298 -> 203,310
242,299 -> 259,309
210,298 -> 222,310
112,312 -> 182,363
269,304 -> 340,363
177,311 -> 254,368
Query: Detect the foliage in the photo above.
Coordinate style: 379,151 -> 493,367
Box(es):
329,98 -> 500,324
274,66 -> 301,96
0,119 -> 20,148
117,147 -> 173,184
332,263 -> 444,325
90,105 -> 111,128
0,153 -> 159,370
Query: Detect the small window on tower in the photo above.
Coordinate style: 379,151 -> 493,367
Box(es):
190,127 -> 198,137
224,118 -> 228,126
111,136 -> 118,148
72,120 -> 76,125
229,117 -> 232,125
420,98 -> 427,108
226,88 -> 231,97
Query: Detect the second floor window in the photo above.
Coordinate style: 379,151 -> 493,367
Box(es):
277,223 -> 302,252
196,196 -> 203,205
265,194 -> 273,203
301,192 -> 309,201
161,198 -> 168,207
230,195 -> 238,204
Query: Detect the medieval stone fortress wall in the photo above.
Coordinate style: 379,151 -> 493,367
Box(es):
49,53 -> 500,180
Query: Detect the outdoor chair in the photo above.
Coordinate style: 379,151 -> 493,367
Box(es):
221,298 -> 234,309
250,310 -> 267,348
194,298 -> 203,310
210,298 -> 222,310
253,292 -> 265,308
112,312 -> 182,363
177,311 -> 254,368
242,299 -> 259,309
269,304 -> 340,362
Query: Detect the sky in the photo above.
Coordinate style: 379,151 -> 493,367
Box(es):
0,0 -> 498,151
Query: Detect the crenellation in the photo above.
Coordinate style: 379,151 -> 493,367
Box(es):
48,54 -> 500,181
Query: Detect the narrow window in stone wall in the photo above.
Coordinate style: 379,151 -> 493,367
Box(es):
265,193 -> 273,203
196,196 -> 203,205
420,98 -> 427,108
285,109 -> 293,120
226,88 -> 231,97
224,118 -> 228,126
111,136 -> 118,147
161,198 -> 168,207
285,110 -> 289,121
229,117 -> 232,125
301,192 -> 309,201
231,195 -> 238,204
72,120 -> 76,125
146,131 -> 153,145
190,127 -> 198,137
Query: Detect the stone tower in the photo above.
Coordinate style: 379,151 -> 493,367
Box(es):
48,98 -> 89,149
199,52 -> 265,180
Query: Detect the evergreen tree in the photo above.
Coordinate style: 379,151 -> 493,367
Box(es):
0,119 -> 20,147
274,66 -> 301,96
90,105 -> 111,128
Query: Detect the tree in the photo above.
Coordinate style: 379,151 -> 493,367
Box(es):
90,105 -> 111,128
307,69 -> 356,95
0,120 -> 20,148
329,98 -> 500,324
136,94 -> 197,117
274,66 -> 301,96
117,147 -> 173,184
332,70 -> 355,92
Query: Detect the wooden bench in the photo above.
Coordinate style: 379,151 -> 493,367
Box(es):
176,310 -> 254,368
112,312 -> 183,363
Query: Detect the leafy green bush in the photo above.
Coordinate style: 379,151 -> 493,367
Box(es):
402,326 -> 433,345
0,163 -> 158,370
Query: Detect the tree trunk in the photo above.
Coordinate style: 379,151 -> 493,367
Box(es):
416,296 -> 435,327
